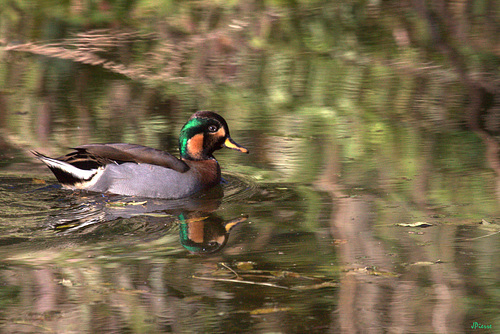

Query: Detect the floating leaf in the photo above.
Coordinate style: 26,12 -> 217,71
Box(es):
55,223 -> 79,230
106,201 -> 147,207
294,282 -> 339,290
59,278 -> 73,287
333,239 -> 348,246
127,201 -> 148,205
346,267 -> 400,278
397,222 -> 433,228
476,219 -> 500,233
134,213 -> 171,217
235,261 -> 256,271
411,261 -> 436,267
480,219 -> 490,225
270,270 -> 301,278
250,307 -> 291,315
31,178 -> 46,185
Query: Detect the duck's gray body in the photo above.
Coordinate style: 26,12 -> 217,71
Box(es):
33,150 -> 221,199
79,162 -> 217,199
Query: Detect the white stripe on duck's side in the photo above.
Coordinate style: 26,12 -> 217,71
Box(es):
71,167 -> 106,190
36,155 -> 98,180
32,152 -> 106,189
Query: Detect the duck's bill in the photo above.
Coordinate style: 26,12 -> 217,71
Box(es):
224,137 -> 249,154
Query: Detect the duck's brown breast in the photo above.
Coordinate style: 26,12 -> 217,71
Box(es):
185,159 -> 221,190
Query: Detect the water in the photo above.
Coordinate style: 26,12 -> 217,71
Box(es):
0,172 -> 338,333
1,98 -> 498,334
0,157 -> 498,333
1,107 -> 499,334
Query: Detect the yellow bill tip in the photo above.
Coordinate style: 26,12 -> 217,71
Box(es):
224,137 -> 249,154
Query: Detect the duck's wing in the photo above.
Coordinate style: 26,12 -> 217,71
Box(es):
71,143 -> 190,173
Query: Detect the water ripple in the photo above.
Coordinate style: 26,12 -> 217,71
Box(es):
221,172 -> 260,203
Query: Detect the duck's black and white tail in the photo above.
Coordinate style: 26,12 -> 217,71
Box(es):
32,151 -> 98,186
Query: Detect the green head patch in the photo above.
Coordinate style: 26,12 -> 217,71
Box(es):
179,118 -> 205,158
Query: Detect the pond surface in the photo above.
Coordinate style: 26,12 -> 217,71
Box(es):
0,170 -> 339,333
0,137 -> 498,333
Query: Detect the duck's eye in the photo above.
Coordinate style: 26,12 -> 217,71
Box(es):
207,125 -> 218,133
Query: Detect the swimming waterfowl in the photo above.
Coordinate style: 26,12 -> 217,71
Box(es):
32,111 -> 248,199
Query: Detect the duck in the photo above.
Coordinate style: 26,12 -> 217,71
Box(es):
32,111 -> 249,199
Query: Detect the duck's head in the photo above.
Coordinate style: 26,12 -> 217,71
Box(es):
179,111 -> 249,160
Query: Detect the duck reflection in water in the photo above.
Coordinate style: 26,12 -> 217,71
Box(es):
179,212 -> 246,254
49,185 -> 246,255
